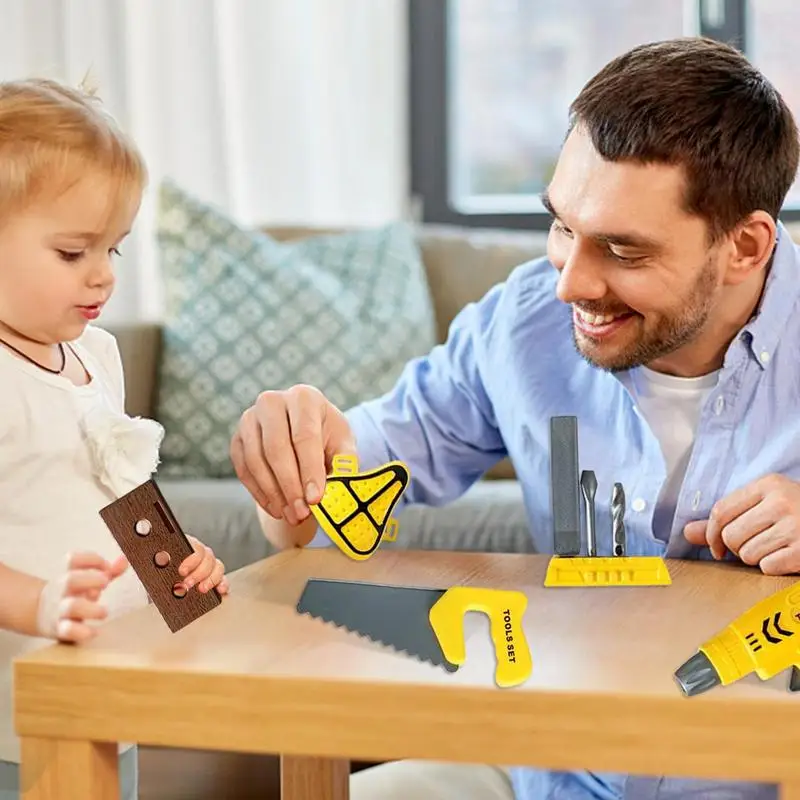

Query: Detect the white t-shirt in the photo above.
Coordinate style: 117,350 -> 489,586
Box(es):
620,365 -> 719,541
0,325 -> 163,763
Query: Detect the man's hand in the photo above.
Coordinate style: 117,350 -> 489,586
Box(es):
683,474 -> 800,575
230,384 -> 356,526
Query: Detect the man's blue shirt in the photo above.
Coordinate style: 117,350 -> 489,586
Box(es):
333,224 -> 800,799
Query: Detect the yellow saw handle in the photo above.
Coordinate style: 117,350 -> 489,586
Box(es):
428,587 -> 532,688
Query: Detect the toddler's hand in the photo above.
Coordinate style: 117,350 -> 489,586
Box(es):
36,552 -> 129,643
176,536 -> 230,596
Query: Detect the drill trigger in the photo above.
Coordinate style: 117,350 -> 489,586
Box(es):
789,665 -> 800,692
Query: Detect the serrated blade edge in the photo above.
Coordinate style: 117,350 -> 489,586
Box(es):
296,578 -> 458,672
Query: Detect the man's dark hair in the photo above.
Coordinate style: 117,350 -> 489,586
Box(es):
569,37 -> 799,240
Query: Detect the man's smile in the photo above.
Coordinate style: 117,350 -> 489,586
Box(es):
573,306 -> 637,340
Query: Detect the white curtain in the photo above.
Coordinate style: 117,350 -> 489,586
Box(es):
0,0 -> 410,321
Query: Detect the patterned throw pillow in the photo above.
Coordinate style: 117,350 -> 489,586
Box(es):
154,180 -> 437,479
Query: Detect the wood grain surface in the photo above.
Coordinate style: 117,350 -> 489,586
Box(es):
14,549 -> 800,786
20,738 -> 118,799
280,755 -> 348,800
99,480 -> 221,632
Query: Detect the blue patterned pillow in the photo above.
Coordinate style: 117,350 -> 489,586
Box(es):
154,180 -> 437,478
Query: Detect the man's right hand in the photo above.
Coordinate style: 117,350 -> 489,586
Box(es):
230,384 -> 356,526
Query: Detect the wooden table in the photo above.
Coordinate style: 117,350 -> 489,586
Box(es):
14,549 -> 800,799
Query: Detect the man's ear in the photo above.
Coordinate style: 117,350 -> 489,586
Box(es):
722,211 -> 777,286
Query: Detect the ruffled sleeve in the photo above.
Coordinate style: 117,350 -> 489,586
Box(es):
81,404 -> 165,498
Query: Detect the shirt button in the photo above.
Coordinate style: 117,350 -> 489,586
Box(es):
692,491 -> 701,510
631,497 -> 646,512
760,350 -> 770,364
714,396 -> 725,415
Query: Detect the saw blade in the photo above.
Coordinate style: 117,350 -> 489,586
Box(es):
296,577 -> 459,672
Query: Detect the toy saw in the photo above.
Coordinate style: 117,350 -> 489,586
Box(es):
309,455 -> 410,560
296,577 -> 532,688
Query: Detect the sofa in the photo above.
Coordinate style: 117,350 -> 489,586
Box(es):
108,222 -> 554,573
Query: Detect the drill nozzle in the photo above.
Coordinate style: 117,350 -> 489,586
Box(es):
674,650 -> 722,697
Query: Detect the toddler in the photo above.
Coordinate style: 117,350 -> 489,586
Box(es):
0,78 -> 229,799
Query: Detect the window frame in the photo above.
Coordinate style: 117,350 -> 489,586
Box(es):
408,0 -> 800,229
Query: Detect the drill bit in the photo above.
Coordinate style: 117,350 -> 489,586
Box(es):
611,482 -> 626,557
580,470 -> 598,556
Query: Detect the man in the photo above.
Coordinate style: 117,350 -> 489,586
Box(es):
230,37 -> 800,799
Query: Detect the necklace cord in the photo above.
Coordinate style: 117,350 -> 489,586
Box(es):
0,337 -> 67,374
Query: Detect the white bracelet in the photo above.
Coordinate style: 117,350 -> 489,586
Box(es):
35,578 -> 63,640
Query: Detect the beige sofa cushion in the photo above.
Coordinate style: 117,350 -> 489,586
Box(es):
112,322 -> 162,420
414,225 -> 549,341
156,474 -> 533,573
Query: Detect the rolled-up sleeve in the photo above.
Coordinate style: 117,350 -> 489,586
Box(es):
343,281 -> 509,510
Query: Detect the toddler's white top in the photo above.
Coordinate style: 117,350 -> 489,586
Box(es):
0,325 -> 163,763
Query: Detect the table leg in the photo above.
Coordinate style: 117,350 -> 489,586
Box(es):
280,755 -> 349,800
20,737 -> 119,799
780,783 -> 800,800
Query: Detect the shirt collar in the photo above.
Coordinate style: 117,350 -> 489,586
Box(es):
736,222 -> 800,370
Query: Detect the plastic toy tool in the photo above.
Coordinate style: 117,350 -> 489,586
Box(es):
429,586 -> 532,688
544,416 -> 671,588
309,455 -> 410,561
296,578 -> 532,688
674,579 -> 800,696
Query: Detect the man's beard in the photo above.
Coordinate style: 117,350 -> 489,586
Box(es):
572,255 -> 718,372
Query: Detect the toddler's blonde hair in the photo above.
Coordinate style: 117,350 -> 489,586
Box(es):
0,77 -> 147,230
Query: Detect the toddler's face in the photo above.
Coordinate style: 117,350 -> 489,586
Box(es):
0,171 -> 141,345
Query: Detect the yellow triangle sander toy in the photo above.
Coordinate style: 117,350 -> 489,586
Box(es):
309,454 -> 410,561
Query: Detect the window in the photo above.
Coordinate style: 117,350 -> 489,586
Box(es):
409,0 -> 800,229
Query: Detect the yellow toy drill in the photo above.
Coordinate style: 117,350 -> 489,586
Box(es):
674,579 -> 800,696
